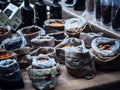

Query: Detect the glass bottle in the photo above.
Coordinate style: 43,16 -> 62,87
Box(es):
95,0 -> 101,20
73,0 -> 85,11
21,0 -> 34,27
11,0 -> 18,6
86,0 -> 94,13
0,0 -> 8,10
35,0 -> 47,27
101,0 -> 112,25
11,0 -> 23,7
112,0 -> 120,30
17,0 -> 23,7
65,0 -> 74,7
50,0 -> 62,19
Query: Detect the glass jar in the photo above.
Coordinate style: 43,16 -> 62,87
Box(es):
101,0 -> 112,25
112,0 -> 120,31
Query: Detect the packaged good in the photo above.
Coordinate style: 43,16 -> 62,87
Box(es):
2,36 -> 27,51
31,35 -> 55,49
0,59 -> 24,89
27,56 -> 57,90
43,19 -> 64,34
48,31 -> 67,45
65,18 -> 87,38
17,25 -> 45,46
0,50 -> 17,60
55,38 -> 84,64
65,46 -> 96,79
1,36 -> 31,68
91,37 -> 120,70
80,32 -> 103,48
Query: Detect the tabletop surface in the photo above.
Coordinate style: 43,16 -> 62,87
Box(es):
15,0 -> 120,90
17,65 -> 120,90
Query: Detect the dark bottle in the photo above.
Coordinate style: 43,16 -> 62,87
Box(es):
112,0 -> 120,30
50,0 -> 62,19
35,0 -> 47,27
0,0 -> 8,10
65,0 -> 73,7
11,0 -> 18,6
11,0 -> 23,7
17,0 -> 23,7
0,59 -> 24,89
101,0 -> 112,25
73,0 -> 85,11
86,0 -> 94,13
65,0 -> 73,4
95,0 -> 101,20
21,0 -> 34,27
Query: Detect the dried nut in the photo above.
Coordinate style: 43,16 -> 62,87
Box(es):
61,45 -> 74,49
49,22 -> 64,27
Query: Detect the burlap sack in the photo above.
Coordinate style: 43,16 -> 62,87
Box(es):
1,36 -> 27,51
29,47 -> 55,59
0,59 -> 24,89
17,25 -> 45,46
65,46 -> 96,79
80,32 -> 103,48
31,35 -> 55,49
1,36 -> 31,68
91,37 -> 120,70
43,19 -> 64,34
27,47 -> 60,76
48,31 -> 68,45
26,56 -> 57,90
64,18 -> 87,38
55,37 -> 84,64
0,50 -> 17,60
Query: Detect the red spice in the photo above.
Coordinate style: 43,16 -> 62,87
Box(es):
0,28 -> 8,35
0,53 -> 10,59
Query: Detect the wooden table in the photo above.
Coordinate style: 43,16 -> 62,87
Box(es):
16,0 -> 120,90
17,65 -> 120,90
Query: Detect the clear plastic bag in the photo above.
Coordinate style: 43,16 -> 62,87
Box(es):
112,0 -> 120,30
